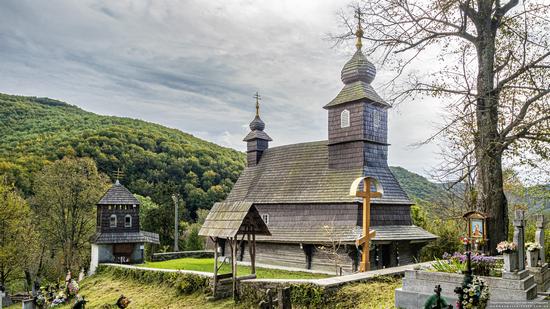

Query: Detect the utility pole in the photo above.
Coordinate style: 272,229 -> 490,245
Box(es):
171,194 -> 180,252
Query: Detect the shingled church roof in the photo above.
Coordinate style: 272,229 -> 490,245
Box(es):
254,224 -> 437,244
97,180 -> 140,205
225,140 -> 411,205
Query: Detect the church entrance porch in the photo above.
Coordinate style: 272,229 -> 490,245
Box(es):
113,243 -> 135,264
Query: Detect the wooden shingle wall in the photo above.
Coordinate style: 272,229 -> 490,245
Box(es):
98,204 -> 140,233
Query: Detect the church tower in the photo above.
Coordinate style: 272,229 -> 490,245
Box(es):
243,92 -> 272,167
324,12 -> 390,169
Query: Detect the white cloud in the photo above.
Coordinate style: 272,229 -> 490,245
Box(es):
0,0 -> 445,178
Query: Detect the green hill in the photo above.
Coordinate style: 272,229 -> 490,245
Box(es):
0,93 -> 452,212
389,166 -> 448,202
0,93 -> 245,218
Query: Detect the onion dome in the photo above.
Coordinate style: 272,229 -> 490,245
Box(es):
243,92 -> 272,142
341,50 -> 377,85
323,11 -> 389,109
249,115 -> 265,131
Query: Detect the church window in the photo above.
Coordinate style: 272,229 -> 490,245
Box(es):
124,215 -> 132,228
373,110 -> 381,128
340,109 -> 350,128
110,214 -> 117,228
262,214 -> 270,225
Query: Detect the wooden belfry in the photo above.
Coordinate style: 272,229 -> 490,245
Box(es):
198,201 -> 270,299
350,176 -> 383,272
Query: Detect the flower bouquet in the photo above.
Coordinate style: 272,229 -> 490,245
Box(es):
67,279 -> 79,297
496,241 -> 517,254
497,241 -> 518,272
455,276 -> 489,309
526,242 -> 542,252
525,242 -> 542,267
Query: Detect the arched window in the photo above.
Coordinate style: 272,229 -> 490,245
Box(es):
109,214 -> 117,228
124,215 -> 132,228
262,214 -> 270,225
340,109 -> 350,128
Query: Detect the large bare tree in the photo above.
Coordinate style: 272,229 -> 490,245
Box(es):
335,0 -> 550,252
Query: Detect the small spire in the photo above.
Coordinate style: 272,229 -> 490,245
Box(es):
354,8 -> 364,50
254,92 -> 261,117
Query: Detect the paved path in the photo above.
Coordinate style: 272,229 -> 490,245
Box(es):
101,261 -> 435,288
101,263 -> 214,277
242,261 -> 434,288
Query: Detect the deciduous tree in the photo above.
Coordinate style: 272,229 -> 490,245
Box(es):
336,0 -> 550,252
32,157 -> 109,273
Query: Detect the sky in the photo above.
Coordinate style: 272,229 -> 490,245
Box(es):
0,0 -> 444,178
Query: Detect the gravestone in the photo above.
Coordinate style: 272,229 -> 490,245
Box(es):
535,214 -> 545,265
513,210 -> 526,272
528,214 -> 550,293
0,287 -> 4,309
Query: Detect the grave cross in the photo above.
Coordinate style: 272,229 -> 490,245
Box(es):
513,210 -> 526,271
350,176 -> 383,272
535,214 -> 545,265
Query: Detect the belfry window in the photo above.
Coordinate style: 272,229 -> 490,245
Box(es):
340,109 -> 350,128
262,214 -> 270,225
373,110 -> 381,128
109,214 -> 117,228
124,215 -> 132,228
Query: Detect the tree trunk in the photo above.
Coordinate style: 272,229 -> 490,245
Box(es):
477,149 -> 508,254
475,15 -> 508,254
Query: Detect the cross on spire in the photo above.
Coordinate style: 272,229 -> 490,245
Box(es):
354,7 -> 365,50
254,92 -> 261,117
113,168 -> 124,184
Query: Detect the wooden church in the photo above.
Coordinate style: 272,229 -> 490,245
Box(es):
89,180 -> 159,274
212,22 -> 436,274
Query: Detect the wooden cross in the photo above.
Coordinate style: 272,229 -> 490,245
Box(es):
253,92 -> 261,116
354,7 -> 364,29
113,168 -> 124,182
350,176 -> 383,272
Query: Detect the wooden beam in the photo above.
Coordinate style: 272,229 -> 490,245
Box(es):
253,233 -> 257,274
232,237 -> 238,300
213,238 -> 218,296
361,178 -> 371,272
355,230 -> 376,246
356,191 -> 382,198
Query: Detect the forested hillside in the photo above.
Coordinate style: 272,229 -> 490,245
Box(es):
0,93 -> 245,218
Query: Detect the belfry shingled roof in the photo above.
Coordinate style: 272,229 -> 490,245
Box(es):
225,141 -> 411,205
97,181 -> 140,205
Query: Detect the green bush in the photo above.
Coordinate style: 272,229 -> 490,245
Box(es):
96,265 -> 208,295
290,284 -> 326,308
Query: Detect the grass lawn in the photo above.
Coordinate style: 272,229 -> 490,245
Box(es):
141,258 -> 331,279
4,273 -> 401,308
330,276 -> 402,309
3,272 -> 236,309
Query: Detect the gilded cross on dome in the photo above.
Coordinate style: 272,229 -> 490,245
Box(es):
354,8 -> 365,50
253,92 -> 261,117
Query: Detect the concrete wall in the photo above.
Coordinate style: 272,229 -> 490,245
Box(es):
396,270 -> 538,308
